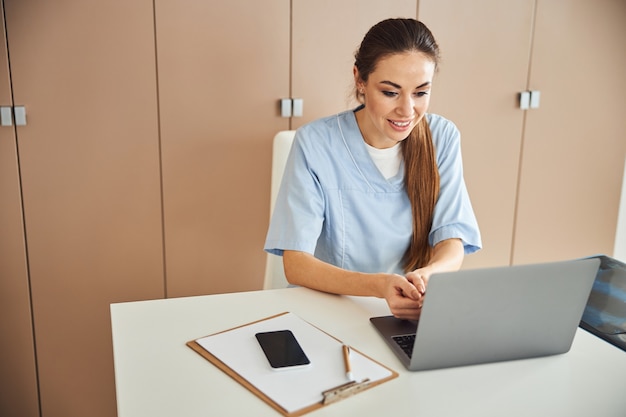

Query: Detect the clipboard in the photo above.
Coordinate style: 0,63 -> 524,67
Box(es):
187,312 -> 398,416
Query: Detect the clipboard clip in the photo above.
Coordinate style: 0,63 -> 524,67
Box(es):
322,378 -> 371,405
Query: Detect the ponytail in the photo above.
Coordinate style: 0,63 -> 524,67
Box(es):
401,116 -> 439,272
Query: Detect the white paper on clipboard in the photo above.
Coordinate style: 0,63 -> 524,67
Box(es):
194,312 -> 394,414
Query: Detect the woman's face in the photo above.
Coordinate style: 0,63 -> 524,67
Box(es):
354,51 -> 435,149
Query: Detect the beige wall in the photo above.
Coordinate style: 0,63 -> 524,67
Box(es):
615,159 -> 626,262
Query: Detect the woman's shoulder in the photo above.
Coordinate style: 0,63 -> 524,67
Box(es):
426,113 -> 461,148
299,109 -> 356,132
426,113 -> 460,136
426,113 -> 463,165
295,109 -> 358,146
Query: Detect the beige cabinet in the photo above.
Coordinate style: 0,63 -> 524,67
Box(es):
155,0 -> 291,297
420,0 -> 626,268
3,1 -> 165,416
512,0 -> 626,264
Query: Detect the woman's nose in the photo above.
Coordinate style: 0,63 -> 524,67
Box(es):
397,95 -> 415,117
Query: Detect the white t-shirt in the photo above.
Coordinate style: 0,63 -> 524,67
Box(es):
364,141 -> 402,180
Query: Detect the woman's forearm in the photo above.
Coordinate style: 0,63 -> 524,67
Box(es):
406,238 -> 464,285
282,250 -> 389,297
283,249 -> 431,320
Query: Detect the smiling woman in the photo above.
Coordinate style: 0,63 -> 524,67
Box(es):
264,18 -> 482,321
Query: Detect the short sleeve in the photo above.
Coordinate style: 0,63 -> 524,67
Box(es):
428,115 -> 482,254
264,130 -> 326,256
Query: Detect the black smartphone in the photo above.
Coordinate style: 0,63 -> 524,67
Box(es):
255,330 -> 311,370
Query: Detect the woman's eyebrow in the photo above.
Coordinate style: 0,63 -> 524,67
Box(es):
379,80 -> 432,89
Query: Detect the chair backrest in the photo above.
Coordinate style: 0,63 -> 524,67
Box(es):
263,131 -> 296,289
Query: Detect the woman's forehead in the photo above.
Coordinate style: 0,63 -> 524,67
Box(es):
368,52 -> 436,85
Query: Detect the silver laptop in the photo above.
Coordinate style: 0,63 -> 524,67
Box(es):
370,258 -> 600,371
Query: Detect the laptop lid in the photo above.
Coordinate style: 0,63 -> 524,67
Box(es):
370,258 -> 600,371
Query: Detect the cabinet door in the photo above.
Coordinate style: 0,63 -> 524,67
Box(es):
291,0 -> 417,128
156,0 -> 290,296
0,2 -> 39,416
513,0 -> 626,263
4,1 -> 165,416
419,1 -> 535,268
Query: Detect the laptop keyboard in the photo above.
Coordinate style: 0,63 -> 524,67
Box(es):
392,334 -> 416,358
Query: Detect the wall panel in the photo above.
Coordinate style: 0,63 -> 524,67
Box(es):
0,1 -> 39,416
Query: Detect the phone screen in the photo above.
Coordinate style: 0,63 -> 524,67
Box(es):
255,330 -> 311,369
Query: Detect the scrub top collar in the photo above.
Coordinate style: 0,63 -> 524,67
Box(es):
340,106 -> 405,192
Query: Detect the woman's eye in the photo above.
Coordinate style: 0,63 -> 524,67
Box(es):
382,91 -> 398,97
415,91 -> 429,97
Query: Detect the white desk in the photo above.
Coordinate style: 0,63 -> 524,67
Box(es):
111,287 -> 626,417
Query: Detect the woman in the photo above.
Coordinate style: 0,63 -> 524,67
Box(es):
264,18 -> 481,320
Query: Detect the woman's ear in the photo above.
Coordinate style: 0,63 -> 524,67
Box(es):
353,66 -> 364,91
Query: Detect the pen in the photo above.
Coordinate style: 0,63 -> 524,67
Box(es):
342,344 -> 354,381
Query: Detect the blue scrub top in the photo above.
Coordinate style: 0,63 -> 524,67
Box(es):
264,108 -> 481,275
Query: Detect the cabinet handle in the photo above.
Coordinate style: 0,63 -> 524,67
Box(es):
529,90 -> 541,109
14,106 -> 27,126
280,98 -> 292,118
0,106 -> 12,126
280,98 -> 304,118
292,98 -> 303,117
519,91 -> 530,110
519,91 -> 541,110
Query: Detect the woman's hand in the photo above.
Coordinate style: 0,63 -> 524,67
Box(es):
405,268 -> 431,290
382,274 -> 425,320
396,239 -> 465,319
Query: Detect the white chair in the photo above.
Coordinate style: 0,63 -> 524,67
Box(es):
263,131 -> 296,289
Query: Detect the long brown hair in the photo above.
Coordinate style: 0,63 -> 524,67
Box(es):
354,18 -> 441,272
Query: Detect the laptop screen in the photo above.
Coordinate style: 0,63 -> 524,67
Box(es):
580,255 -> 626,351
